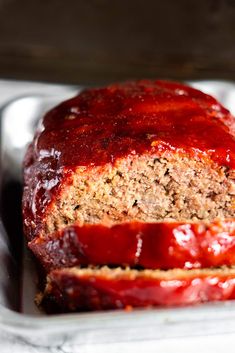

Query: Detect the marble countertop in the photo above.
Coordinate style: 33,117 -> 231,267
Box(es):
2,330 -> 235,353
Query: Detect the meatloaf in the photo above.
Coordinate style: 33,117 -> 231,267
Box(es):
43,267 -> 235,312
23,80 -> 235,241
22,79 -> 235,311
29,220 -> 235,271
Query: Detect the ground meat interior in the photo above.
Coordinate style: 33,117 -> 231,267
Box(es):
45,153 -> 235,235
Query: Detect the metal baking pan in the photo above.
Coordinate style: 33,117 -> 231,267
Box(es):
1,80 -> 235,347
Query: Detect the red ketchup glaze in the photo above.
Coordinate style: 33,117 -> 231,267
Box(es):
29,220 -> 235,272
46,269 -> 235,311
23,80 -> 235,240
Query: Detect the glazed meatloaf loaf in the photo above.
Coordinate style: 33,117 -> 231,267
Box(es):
22,79 -> 235,311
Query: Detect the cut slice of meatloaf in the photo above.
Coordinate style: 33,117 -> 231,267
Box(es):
42,266 -> 235,312
23,80 -> 235,243
29,220 -> 235,272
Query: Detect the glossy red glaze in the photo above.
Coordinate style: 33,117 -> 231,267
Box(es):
30,220 -> 235,271
45,268 -> 235,311
23,80 -> 235,240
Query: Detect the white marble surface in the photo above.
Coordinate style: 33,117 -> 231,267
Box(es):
1,79 -> 235,352
2,330 -> 235,353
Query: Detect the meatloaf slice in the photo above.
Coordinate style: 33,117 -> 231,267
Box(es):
29,220 -> 235,271
23,80 -> 235,242
43,266 -> 235,312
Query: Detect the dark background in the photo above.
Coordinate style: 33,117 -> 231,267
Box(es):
0,0 -> 235,85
